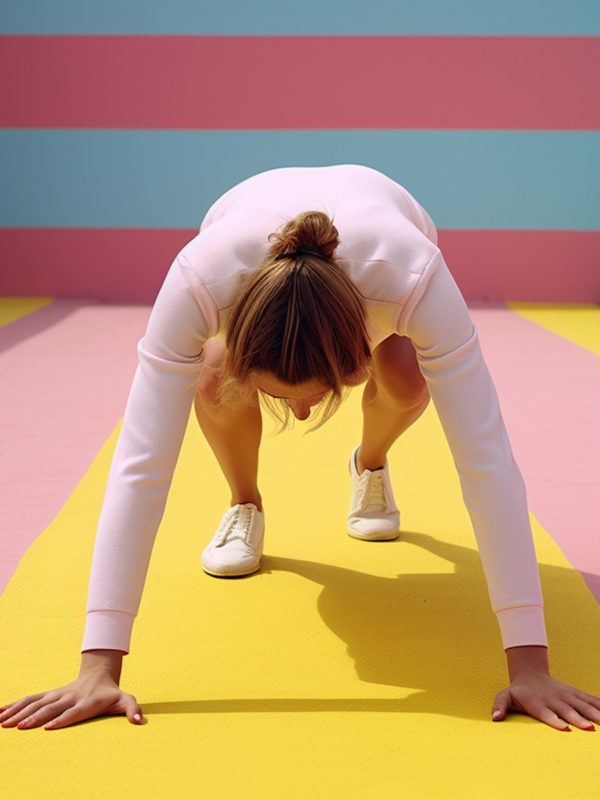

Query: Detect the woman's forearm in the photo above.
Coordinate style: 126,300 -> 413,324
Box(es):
506,645 -> 549,681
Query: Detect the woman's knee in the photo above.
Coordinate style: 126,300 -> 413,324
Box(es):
195,338 -> 228,407
195,338 -> 259,414
371,335 -> 429,407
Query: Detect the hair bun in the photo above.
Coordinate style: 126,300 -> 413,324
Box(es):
267,210 -> 340,261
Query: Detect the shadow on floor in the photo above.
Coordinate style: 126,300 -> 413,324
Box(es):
133,530 -> 600,725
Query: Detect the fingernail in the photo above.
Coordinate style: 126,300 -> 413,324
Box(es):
561,726 -> 572,732
134,714 -> 141,722
583,725 -> 596,731
492,710 -> 501,720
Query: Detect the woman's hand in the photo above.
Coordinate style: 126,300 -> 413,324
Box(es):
492,670 -> 600,731
0,671 -> 144,730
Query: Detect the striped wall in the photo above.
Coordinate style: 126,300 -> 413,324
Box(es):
1,3 -> 599,302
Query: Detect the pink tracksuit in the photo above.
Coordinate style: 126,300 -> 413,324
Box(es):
81,164 -> 547,655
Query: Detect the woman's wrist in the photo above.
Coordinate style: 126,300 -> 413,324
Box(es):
505,645 -> 549,681
80,649 -> 125,683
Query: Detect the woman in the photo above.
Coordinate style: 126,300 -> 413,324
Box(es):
2,164 -> 599,733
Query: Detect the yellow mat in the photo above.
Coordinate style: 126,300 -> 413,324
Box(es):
2,379 -> 599,797
507,301 -> 600,356
0,297 -> 55,327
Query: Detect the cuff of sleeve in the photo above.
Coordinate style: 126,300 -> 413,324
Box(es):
81,610 -> 135,655
496,606 -> 549,650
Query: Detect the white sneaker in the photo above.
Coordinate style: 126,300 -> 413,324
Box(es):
347,445 -> 400,540
201,503 -> 265,577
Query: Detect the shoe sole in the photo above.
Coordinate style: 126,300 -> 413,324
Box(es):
347,528 -> 400,541
202,561 -> 262,578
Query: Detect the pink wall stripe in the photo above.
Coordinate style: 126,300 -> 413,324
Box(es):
439,230 -> 600,303
0,299 -> 149,598
0,228 -> 192,304
472,307 -> 600,605
1,228 -> 598,303
1,35 -> 599,129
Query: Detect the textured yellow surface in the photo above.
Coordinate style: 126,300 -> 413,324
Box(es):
2,380 -> 599,797
0,296 -> 55,327
507,302 -> 600,356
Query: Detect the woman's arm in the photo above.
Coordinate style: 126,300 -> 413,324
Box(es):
505,644 -> 550,681
402,252 -> 548,653
401,253 -> 600,731
80,251 -> 219,655
80,650 -> 125,683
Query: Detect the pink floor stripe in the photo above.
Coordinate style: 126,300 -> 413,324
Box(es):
2,228 -> 599,304
1,36 -> 599,129
0,299 -> 149,597
472,307 -> 600,604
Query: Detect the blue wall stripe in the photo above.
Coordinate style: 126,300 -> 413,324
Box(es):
1,130 -> 598,230
1,1 -> 599,35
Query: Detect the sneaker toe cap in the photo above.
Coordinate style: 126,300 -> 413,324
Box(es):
348,513 -> 400,538
202,542 -> 260,573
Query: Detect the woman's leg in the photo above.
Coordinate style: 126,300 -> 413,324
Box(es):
359,334 -> 430,473
194,338 -> 263,512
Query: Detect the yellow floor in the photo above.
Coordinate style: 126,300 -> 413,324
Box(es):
507,301 -> 600,356
0,296 -> 55,328
2,361 -> 600,797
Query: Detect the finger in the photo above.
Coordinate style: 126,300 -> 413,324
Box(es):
573,689 -> 600,709
9,695 -> 60,727
44,703 -> 87,730
566,693 -> 600,725
1,700 -> 48,727
93,692 -> 143,724
491,687 -> 511,721
536,705 -> 572,731
574,700 -> 600,724
553,699 -> 597,730
17,698 -> 76,730
124,695 -> 144,725
1,692 -> 61,727
0,694 -> 46,723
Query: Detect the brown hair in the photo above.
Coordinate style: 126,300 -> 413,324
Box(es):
214,210 -> 373,433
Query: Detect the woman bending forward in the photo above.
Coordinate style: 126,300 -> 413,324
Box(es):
2,164 -> 599,734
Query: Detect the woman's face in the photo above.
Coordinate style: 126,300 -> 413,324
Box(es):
250,367 -> 369,421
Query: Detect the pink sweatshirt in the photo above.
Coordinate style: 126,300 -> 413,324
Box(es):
81,164 -> 547,655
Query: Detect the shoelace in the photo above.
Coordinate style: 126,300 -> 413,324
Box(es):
215,504 -> 255,546
358,469 -> 388,513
